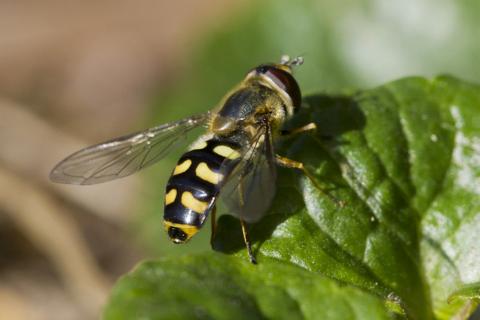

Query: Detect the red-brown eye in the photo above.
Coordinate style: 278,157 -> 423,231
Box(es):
255,65 -> 301,111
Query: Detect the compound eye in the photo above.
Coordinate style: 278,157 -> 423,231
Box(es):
168,227 -> 188,244
262,67 -> 302,111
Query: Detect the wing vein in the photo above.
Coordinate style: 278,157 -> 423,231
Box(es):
50,112 -> 210,184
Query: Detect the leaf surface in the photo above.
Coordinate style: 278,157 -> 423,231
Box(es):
105,76 -> 480,319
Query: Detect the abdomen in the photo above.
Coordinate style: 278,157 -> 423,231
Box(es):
163,137 -> 241,242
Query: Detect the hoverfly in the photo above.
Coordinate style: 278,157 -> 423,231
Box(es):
50,55 -> 323,264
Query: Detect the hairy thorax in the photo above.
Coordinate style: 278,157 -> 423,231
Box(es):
210,83 -> 288,140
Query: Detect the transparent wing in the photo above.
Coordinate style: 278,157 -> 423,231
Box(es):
220,123 -> 277,223
50,112 -> 210,185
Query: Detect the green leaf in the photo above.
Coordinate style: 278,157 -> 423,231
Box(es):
104,75 -> 480,319
104,255 -> 396,320
137,0 -> 480,257
449,282 -> 480,303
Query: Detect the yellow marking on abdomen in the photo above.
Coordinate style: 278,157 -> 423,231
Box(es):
190,140 -> 208,150
213,145 -> 241,160
173,159 -> 192,175
163,221 -> 198,238
196,162 -> 224,184
165,189 -> 177,205
181,191 -> 209,214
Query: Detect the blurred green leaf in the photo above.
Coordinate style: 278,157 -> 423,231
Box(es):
449,282 -> 480,303
105,75 -> 480,319
104,255 -> 397,320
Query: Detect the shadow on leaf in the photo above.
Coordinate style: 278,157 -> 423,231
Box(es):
212,94 -> 367,256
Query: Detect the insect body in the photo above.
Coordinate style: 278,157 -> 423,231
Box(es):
164,138 -> 241,243
50,55 -> 316,264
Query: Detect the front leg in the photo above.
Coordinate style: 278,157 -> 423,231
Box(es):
275,155 -> 344,207
281,122 -> 316,137
282,122 -> 338,142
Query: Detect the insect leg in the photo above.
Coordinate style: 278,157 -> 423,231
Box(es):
236,175 -> 257,264
281,122 -> 317,137
275,155 -> 344,207
210,206 -> 217,247
240,218 -> 257,264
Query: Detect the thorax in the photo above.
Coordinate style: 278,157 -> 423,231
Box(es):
209,83 -> 288,141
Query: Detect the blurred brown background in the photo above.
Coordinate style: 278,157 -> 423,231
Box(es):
0,1 -> 243,319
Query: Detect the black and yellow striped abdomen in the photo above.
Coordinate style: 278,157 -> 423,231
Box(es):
163,138 -> 241,243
